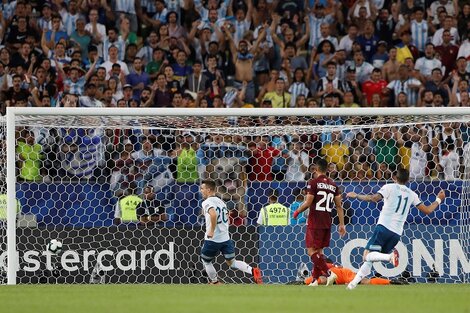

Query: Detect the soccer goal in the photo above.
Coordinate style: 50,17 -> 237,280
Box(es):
3,107 -> 470,285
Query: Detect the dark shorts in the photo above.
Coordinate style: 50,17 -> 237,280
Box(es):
201,240 -> 235,262
365,224 -> 400,254
306,228 -> 331,249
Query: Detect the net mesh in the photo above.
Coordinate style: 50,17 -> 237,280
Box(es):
3,111 -> 470,284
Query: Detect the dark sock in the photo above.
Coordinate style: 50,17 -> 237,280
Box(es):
311,253 -> 330,277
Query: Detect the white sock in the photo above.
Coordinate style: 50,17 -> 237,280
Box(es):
366,252 -> 392,262
350,261 -> 373,286
203,261 -> 218,282
230,260 -> 253,275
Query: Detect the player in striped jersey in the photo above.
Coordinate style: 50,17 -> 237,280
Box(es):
200,180 -> 262,284
346,168 -> 445,290
410,7 -> 429,53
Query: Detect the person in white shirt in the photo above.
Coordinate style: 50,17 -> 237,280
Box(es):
428,0 -> 458,25
102,46 -> 130,79
85,9 -> 106,45
463,142 -> 470,179
339,24 -> 358,53
346,168 -> 446,289
199,180 -> 263,284
414,43 -> 443,82
285,141 -> 310,182
438,142 -> 460,180
407,129 -> 429,180
432,15 -> 460,46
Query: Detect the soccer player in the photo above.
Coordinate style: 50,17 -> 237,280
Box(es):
304,261 -> 397,286
345,167 -> 446,289
292,158 -> 346,286
199,180 -> 263,284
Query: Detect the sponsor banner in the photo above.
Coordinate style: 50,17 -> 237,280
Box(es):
259,225 -> 470,284
1,226 -> 259,284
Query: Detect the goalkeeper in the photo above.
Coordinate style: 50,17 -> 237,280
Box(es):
303,261 -> 403,286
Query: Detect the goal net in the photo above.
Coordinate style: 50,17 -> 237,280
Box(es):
3,107 -> 470,285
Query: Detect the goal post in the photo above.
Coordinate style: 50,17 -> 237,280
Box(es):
4,107 -> 470,285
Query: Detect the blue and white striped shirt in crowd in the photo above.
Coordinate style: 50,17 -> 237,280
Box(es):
288,82 -> 310,107
153,8 -> 169,24
0,1 -> 15,21
141,0 -> 157,15
308,14 -> 334,49
194,0 -> 230,21
411,20 -> 429,52
102,38 -> 126,61
64,77 -> 86,96
234,20 -> 251,44
37,18 -> 52,32
137,45 -> 154,65
115,0 -> 136,14
386,78 -> 422,106
166,0 -> 184,15
61,12 -> 82,36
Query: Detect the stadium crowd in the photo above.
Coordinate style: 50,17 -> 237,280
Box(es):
3,0 -> 470,224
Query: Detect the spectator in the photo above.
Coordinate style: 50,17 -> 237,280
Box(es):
126,57 -> 150,101
385,64 -> 422,106
135,185 -> 168,225
285,141 -> 310,182
362,68 -> 388,106
16,130 -> 45,182
373,127 -> 399,172
247,136 -> 280,181
289,189 -> 307,225
257,191 -> 290,226
272,149 -> 289,181
348,51 -> 374,84
437,142 -> 460,180
174,141 -> 199,183
262,78 -> 292,108
321,131 -> 349,176
415,43 -> 443,82
435,30 -> 459,77
114,187 -> 143,224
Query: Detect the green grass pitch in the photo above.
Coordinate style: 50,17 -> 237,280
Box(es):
1,284 -> 469,313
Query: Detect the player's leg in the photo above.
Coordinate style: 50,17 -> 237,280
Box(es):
223,240 -> 263,284
309,229 -> 336,285
201,241 -> 220,284
368,277 -> 391,285
347,226 -> 384,289
366,226 -> 401,267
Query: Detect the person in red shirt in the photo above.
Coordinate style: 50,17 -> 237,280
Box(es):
247,136 -> 280,181
293,158 -> 346,285
435,30 -> 460,78
362,68 -> 388,106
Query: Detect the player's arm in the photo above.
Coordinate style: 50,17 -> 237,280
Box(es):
346,192 -> 382,202
334,195 -> 346,237
293,193 -> 314,219
207,207 -> 217,238
416,190 -> 446,215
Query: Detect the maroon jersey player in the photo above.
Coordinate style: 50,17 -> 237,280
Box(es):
293,158 -> 346,286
